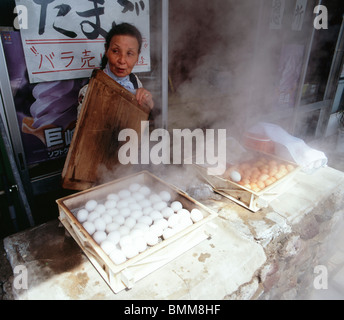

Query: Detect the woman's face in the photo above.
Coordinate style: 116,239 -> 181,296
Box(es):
105,34 -> 140,78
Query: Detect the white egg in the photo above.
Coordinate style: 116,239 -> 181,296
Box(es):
132,192 -> 145,202
106,208 -> 119,217
133,237 -> 147,253
117,199 -> 129,209
85,199 -> 97,212
125,197 -> 136,204
112,215 -> 125,225
144,231 -> 159,246
129,203 -> 141,211
149,225 -> 163,237
94,204 -> 106,214
138,216 -> 153,226
142,206 -> 154,215
154,218 -> 169,230
130,229 -> 145,238
121,244 -> 139,259
94,217 -> 106,232
131,210 -> 143,220
177,208 -> 191,219
138,199 -> 151,208
104,200 -> 117,209
190,208 -> 204,223
230,170 -> 242,183
168,214 -> 180,228
106,222 -> 120,234
139,186 -> 151,196
107,231 -> 120,244
118,189 -> 131,199
153,201 -> 168,211
133,222 -> 150,232
87,211 -> 100,222
159,190 -> 172,202
109,249 -> 127,265
93,231 -> 107,244
101,213 -> 112,224
119,226 -> 131,236
149,194 -> 161,204
150,210 -> 163,221
162,228 -> 176,240
161,207 -> 174,219
171,201 -> 183,212
107,193 -> 119,202
82,221 -> 96,235
178,216 -> 193,229
76,209 -> 88,223
100,240 -> 117,255
119,235 -> 133,248
124,217 -> 136,229
129,183 -> 141,192
173,223 -> 186,233
119,207 -> 131,218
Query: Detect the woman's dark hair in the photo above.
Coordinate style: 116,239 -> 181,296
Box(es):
101,23 -> 143,69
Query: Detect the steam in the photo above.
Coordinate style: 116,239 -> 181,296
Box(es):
91,0 -> 344,301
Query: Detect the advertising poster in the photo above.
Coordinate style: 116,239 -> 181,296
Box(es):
15,0 -> 151,83
1,31 -> 88,165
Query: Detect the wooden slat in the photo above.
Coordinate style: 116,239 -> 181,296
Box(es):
62,69 -> 150,191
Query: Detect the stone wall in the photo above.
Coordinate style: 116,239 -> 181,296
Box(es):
220,187 -> 344,300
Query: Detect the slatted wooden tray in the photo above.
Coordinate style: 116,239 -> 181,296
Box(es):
194,153 -> 301,212
57,171 -> 217,293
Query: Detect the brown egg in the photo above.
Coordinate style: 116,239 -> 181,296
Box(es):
254,160 -> 265,168
242,178 -> 251,185
257,181 -> 266,190
264,178 -> 274,187
239,163 -> 250,171
261,168 -> 269,175
251,169 -> 261,180
251,186 -> 261,193
258,174 -> 270,182
280,169 -> 288,177
269,168 -> 278,177
286,164 -> 295,172
268,160 -> 278,167
279,164 -> 287,171
274,172 -> 283,180
243,168 -> 253,178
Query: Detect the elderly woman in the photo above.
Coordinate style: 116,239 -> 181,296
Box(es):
78,23 -> 154,115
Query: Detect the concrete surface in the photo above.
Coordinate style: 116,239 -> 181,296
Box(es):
1,163 -> 343,300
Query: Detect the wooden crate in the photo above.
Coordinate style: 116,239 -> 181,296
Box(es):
194,154 -> 301,212
62,69 -> 150,191
57,171 -> 217,293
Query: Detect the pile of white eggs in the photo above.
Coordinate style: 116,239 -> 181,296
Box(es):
74,183 -> 204,266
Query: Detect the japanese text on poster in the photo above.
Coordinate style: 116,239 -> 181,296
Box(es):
15,0 -> 151,83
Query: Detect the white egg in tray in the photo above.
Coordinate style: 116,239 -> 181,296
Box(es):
72,183 -> 204,266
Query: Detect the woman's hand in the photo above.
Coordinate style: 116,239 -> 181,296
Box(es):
136,88 -> 154,110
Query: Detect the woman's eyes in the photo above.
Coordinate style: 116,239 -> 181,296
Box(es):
111,49 -> 135,57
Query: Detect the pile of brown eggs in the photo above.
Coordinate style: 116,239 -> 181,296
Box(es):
223,156 -> 296,193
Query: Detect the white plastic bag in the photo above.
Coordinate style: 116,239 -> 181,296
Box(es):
248,122 -> 328,174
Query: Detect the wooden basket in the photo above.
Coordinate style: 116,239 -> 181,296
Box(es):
57,171 -> 217,293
